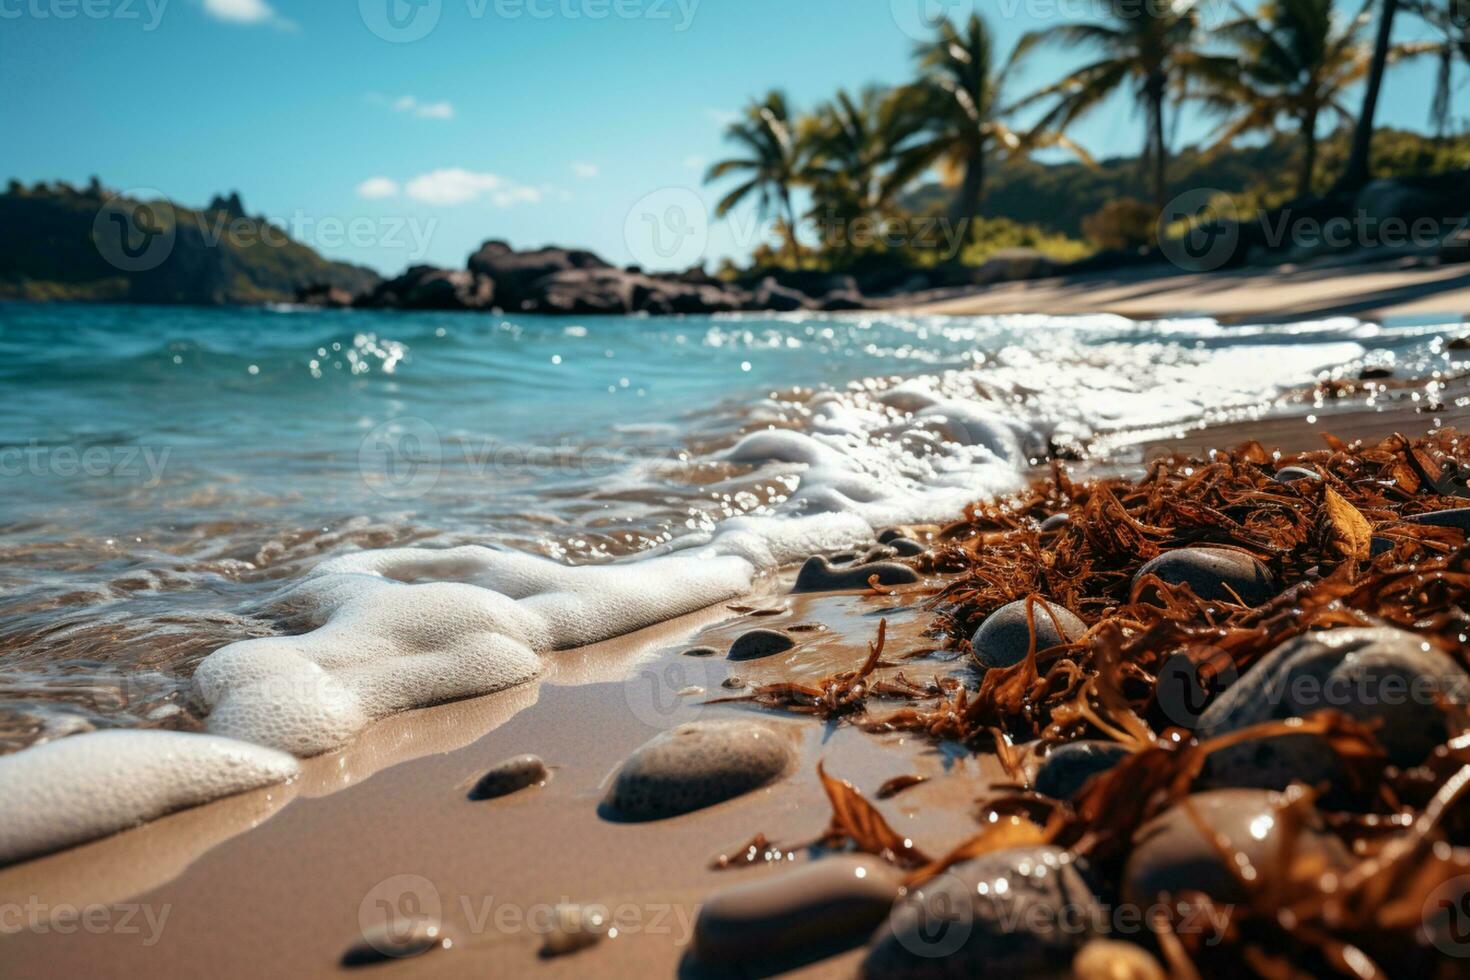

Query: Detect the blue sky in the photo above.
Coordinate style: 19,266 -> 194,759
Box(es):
1,0 -> 1451,274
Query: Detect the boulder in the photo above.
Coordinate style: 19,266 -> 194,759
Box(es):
359,265 -> 495,311
1034,741 -> 1130,800
970,599 -> 1087,671
1133,548 -> 1274,605
748,276 -> 811,312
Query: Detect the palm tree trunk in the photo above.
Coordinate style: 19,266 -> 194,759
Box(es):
780,188 -> 800,266
950,154 -> 986,234
1147,73 -> 1169,208
1299,106 -> 1320,198
1337,0 -> 1399,193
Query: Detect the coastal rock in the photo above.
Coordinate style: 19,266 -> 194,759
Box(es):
358,265 -> 495,311
863,846 -> 1100,978
970,599 -> 1087,671
885,537 -> 926,557
468,754 -> 549,801
1133,547 -> 1274,605
1123,789 -> 1349,906
466,240 -> 609,307
1273,466 -> 1322,483
792,555 -> 919,594
727,628 -> 796,661
817,290 -> 867,312
749,276 -> 812,312
602,720 -> 793,821
693,856 -> 899,964
1198,627 -> 1468,789
1034,741 -> 1130,800
342,922 -> 446,967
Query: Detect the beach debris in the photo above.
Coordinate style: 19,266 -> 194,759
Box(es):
1122,788 -> 1350,907
727,628 -> 795,661
682,646 -> 719,658
885,536 -> 926,557
786,622 -> 828,633
692,856 -> 899,964
1198,627 -> 1468,778
538,904 -> 607,959
875,774 -> 928,799
341,922 -> 448,967
601,720 -> 793,821
1272,465 -> 1322,482
791,555 -> 918,594
1133,547 -> 1275,605
468,754 -> 549,801
969,597 -> 1087,671
1034,740 -> 1131,800
1072,939 -> 1167,980
1322,486 -> 1374,559
863,846 -> 1100,978
814,761 -> 930,867
720,676 -> 746,690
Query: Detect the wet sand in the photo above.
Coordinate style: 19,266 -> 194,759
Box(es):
1,395 -> 1461,979
899,256 -> 1470,323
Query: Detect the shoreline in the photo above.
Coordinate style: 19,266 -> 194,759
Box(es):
4,394 -> 1467,977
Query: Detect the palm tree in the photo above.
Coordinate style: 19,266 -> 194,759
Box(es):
799,86 -> 916,251
1207,0 -> 1377,197
1019,0 -> 1229,207
887,13 -> 1091,229
1402,0 -> 1470,137
1336,0 -> 1401,191
704,91 -> 803,261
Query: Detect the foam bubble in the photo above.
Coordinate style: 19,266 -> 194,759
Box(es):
0,730 -> 299,865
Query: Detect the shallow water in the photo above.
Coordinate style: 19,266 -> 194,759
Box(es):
0,301 -> 1463,753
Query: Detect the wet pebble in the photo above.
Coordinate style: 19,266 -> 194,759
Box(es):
876,528 -> 905,544
1410,507 -> 1470,533
721,676 -> 746,690
693,856 -> 898,964
1133,547 -> 1274,605
970,598 -> 1086,671
683,646 -> 719,658
1198,627 -> 1469,789
1039,512 -> 1071,532
792,555 -> 919,594
539,904 -> 606,959
469,754 -> 549,801
1124,789 -> 1348,906
602,720 -> 793,821
341,922 -> 446,967
1034,741 -> 1130,800
864,846 -> 1100,978
728,628 -> 795,661
885,537 -> 926,557
1273,466 -> 1322,483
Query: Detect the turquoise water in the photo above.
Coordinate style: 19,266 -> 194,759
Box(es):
0,301 -> 1458,749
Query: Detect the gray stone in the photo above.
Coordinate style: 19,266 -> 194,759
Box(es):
727,629 -> 795,661
886,537 -> 926,557
1272,466 -> 1322,483
1039,513 -> 1071,532
970,599 -> 1087,671
342,921 -> 445,967
1134,548 -> 1274,605
863,846 -> 1100,979
1124,789 -> 1349,907
469,754 -> 549,801
602,720 -> 793,821
1198,627 -> 1469,789
694,856 -> 898,963
1034,741 -> 1130,800
792,555 -> 919,594
1411,508 -> 1470,533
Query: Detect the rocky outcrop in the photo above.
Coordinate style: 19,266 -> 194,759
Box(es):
357,265 -> 495,311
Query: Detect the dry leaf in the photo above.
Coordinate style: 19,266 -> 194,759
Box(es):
1323,487 -> 1373,559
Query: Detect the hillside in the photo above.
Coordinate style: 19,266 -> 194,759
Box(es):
0,182 -> 380,305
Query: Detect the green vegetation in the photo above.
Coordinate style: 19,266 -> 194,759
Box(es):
706,0 -> 1470,273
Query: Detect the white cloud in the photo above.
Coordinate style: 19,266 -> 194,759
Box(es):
403,169 -> 541,207
571,162 -> 599,180
202,0 -> 292,28
374,94 -> 455,120
356,177 -> 400,200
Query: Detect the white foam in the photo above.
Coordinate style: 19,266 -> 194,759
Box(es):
0,730 -> 299,865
